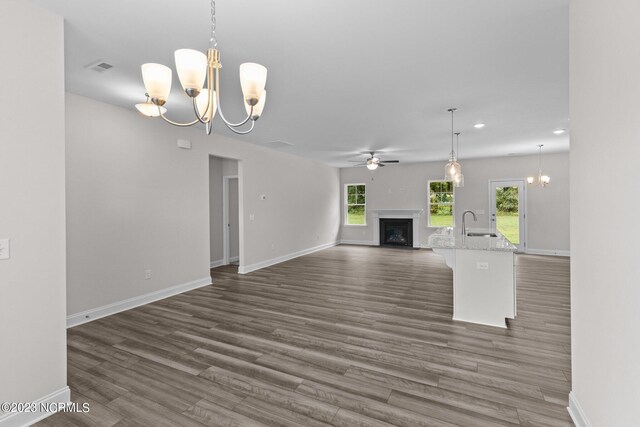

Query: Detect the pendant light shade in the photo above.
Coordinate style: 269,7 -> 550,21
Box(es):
174,49 -> 208,95
141,63 -> 172,104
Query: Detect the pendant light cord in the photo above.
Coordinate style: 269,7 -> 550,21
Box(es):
448,108 -> 457,159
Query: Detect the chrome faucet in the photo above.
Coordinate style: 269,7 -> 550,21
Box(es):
461,210 -> 477,235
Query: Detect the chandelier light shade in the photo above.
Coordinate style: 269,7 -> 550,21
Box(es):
527,144 -> 551,187
174,49 -> 208,94
195,89 -> 217,121
239,63 -> 268,105
136,94 -> 168,117
245,91 -> 266,120
141,63 -> 173,103
137,0 -> 267,135
444,108 -> 464,187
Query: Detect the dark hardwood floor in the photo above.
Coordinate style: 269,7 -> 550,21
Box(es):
38,245 -> 572,426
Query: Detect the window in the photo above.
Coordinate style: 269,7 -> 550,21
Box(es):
429,180 -> 454,227
345,184 -> 366,225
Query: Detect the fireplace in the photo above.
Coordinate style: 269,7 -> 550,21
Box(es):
379,218 -> 413,247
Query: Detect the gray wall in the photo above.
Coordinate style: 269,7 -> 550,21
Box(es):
340,152 -> 570,252
0,0 -> 67,406
570,0 -> 640,424
66,93 -> 341,316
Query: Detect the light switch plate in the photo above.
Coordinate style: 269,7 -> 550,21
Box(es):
0,239 -> 10,260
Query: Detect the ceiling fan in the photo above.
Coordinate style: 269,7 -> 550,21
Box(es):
350,151 -> 400,170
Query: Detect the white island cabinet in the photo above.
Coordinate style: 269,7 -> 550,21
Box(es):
428,227 -> 517,328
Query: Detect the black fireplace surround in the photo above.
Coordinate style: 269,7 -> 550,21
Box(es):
379,218 -> 413,247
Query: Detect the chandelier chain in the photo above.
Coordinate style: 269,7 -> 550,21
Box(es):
210,0 -> 217,48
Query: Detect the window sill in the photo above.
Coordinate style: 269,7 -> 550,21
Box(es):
343,224 -> 368,227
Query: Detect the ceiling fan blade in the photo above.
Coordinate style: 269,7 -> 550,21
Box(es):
378,163 -> 386,167
380,160 -> 399,163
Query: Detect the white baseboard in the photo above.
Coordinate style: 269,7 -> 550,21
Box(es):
66,276 -> 211,328
238,241 -> 338,274
0,386 -> 70,427
568,391 -> 592,427
339,239 -> 375,246
525,248 -> 570,257
211,257 -> 239,268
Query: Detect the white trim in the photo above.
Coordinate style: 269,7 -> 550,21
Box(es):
223,175 -> 239,266
339,239 -> 376,246
210,258 -> 224,268
568,391 -> 592,427
344,183 -> 367,226
428,180 -> 455,228
489,179 -> 527,252
0,386 -> 70,427
524,248 -> 570,257
238,241 -> 338,274
371,209 -> 424,248
66,276 -> 211,328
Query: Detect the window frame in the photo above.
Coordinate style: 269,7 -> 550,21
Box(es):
428,180 -> 456,228
344,183 -> 367,226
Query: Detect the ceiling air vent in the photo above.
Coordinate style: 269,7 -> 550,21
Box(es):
263,141 -> 294,148
84,60 -> 114,73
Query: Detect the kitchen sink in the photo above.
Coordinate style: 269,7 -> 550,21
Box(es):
466,232 -> 498,237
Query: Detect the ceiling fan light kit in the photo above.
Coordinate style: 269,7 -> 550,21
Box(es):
137,0 -> 267,135
352,152 -> 400,170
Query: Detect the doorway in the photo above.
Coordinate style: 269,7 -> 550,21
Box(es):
489,179 -> 526,252
223,175 -> 239,265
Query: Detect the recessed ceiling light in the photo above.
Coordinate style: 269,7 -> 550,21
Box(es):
553,129 -> 566,135
474,123 -> 486,129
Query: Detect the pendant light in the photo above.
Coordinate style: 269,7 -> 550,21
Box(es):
444,108 -> 463,186
453,132 -> 464,187
527,144 -> 551,187
138,0 -> 267,135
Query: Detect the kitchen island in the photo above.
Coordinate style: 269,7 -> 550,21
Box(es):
428,227 -> 517,328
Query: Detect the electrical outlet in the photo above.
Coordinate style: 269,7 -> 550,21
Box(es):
476,262 -> 489,270
249,214 -> 255,221
144,269 -> 152,280
0,239 -> 9,260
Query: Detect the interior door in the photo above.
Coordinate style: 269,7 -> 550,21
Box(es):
489,180 -> 526,252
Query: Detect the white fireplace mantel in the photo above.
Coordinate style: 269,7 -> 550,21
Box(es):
371,209 -> 424,248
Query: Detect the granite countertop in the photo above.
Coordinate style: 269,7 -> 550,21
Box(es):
427,227 -> 517,252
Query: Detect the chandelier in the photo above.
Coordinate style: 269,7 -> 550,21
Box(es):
527,144 -> 551,187
444,108 -> 464,187
137,0 -> 267,135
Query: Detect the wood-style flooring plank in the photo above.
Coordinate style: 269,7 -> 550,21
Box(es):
37,246 -> 572,426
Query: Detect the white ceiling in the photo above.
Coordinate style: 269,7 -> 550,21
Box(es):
33,0 -> 569,167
